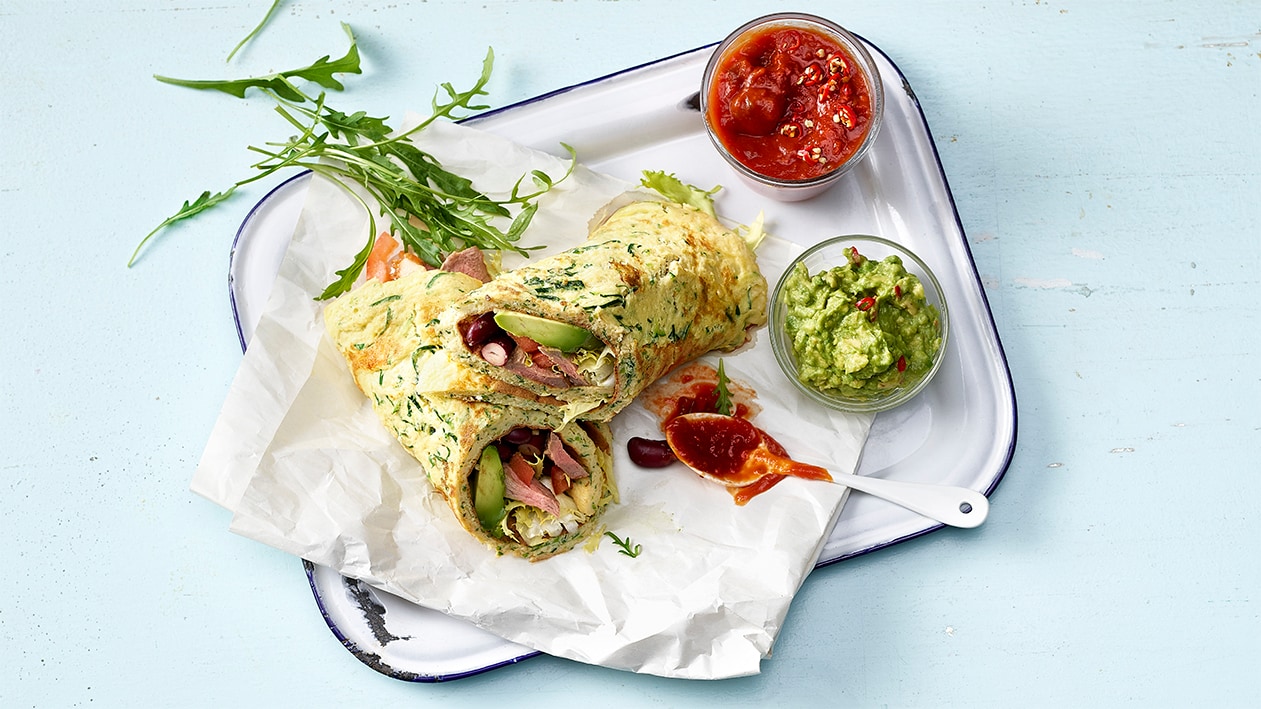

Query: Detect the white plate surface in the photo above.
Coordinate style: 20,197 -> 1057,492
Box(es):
229,39 -> 1016,681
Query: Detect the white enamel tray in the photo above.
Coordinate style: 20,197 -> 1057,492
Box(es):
228,39 -> 1016,682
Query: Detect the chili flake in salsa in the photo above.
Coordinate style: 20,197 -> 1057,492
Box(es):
706,25 -> 875,181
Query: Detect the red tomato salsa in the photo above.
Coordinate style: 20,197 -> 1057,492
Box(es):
706,24 -> 874,182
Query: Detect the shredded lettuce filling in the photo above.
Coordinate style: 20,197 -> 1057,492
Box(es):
500,498 -> 584,546
572,346 -> 616,386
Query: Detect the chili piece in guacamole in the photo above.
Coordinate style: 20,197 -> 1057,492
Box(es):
781,247 -> 941,398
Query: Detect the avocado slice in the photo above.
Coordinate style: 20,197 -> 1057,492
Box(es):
474,446 -> 507,531
493,312 -> 600,352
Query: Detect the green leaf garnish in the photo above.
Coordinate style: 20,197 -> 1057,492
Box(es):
128,189 -> 236,266
156,23 -> 362,100
604,531 -> 642,558
640,170 -> 766,250
135,24 -> 574,300
225,0 -> 284,62
640,170 -> 721,217
715,359 -> 733,416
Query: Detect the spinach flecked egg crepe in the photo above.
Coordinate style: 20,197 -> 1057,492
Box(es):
436,200 -> 769,421
324,267 -> 618,561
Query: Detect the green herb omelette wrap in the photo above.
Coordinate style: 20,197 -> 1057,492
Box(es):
436,200 -> 768,421
324,266 -> 618,561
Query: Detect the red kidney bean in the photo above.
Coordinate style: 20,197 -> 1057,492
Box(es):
503,427 -> 533,445
463,312 -> 501,348
627,437 -> 677,468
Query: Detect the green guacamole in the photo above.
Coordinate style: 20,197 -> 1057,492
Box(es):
781,247 -> 941,398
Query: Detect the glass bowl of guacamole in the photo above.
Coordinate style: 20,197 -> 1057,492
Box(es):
770,235 -> 948,413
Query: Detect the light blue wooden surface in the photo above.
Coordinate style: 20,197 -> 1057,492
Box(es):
3,1 -> 1258,706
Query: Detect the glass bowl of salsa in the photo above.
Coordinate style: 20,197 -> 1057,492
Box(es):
701,13 -> 885,202
770,235 -> 949,414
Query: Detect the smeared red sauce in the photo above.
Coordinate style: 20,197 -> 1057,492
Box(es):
642,362 -> 761,423
707,25 -> 874,181
659,381 -> 755,424
640,363 -> 815,504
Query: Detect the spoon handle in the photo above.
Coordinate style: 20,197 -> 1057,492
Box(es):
833,472 -> 989,529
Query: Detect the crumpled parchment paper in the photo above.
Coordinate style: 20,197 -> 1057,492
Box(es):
192,120 -> 874,679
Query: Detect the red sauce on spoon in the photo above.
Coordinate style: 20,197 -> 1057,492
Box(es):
664,413 -> 833,488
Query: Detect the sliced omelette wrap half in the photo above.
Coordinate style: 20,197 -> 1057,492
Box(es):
436,200 -> 769,421
324,265 -> 618,561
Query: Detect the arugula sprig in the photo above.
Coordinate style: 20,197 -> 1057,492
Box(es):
225,0 -> 284,62
134,23 -> 574,300
604,531 -> 642,558
154,22 -> 362,100
715,359 -> 734,416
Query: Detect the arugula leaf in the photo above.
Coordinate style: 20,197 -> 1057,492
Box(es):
155,23 -> 362,100
128,189 -> 236,266
226,0 -> 284,62
317,229 -> 376,301
604,531 -> 642,558
715,359 -> 734,416
136,27 -> 572,299
640,170 -> 721,217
